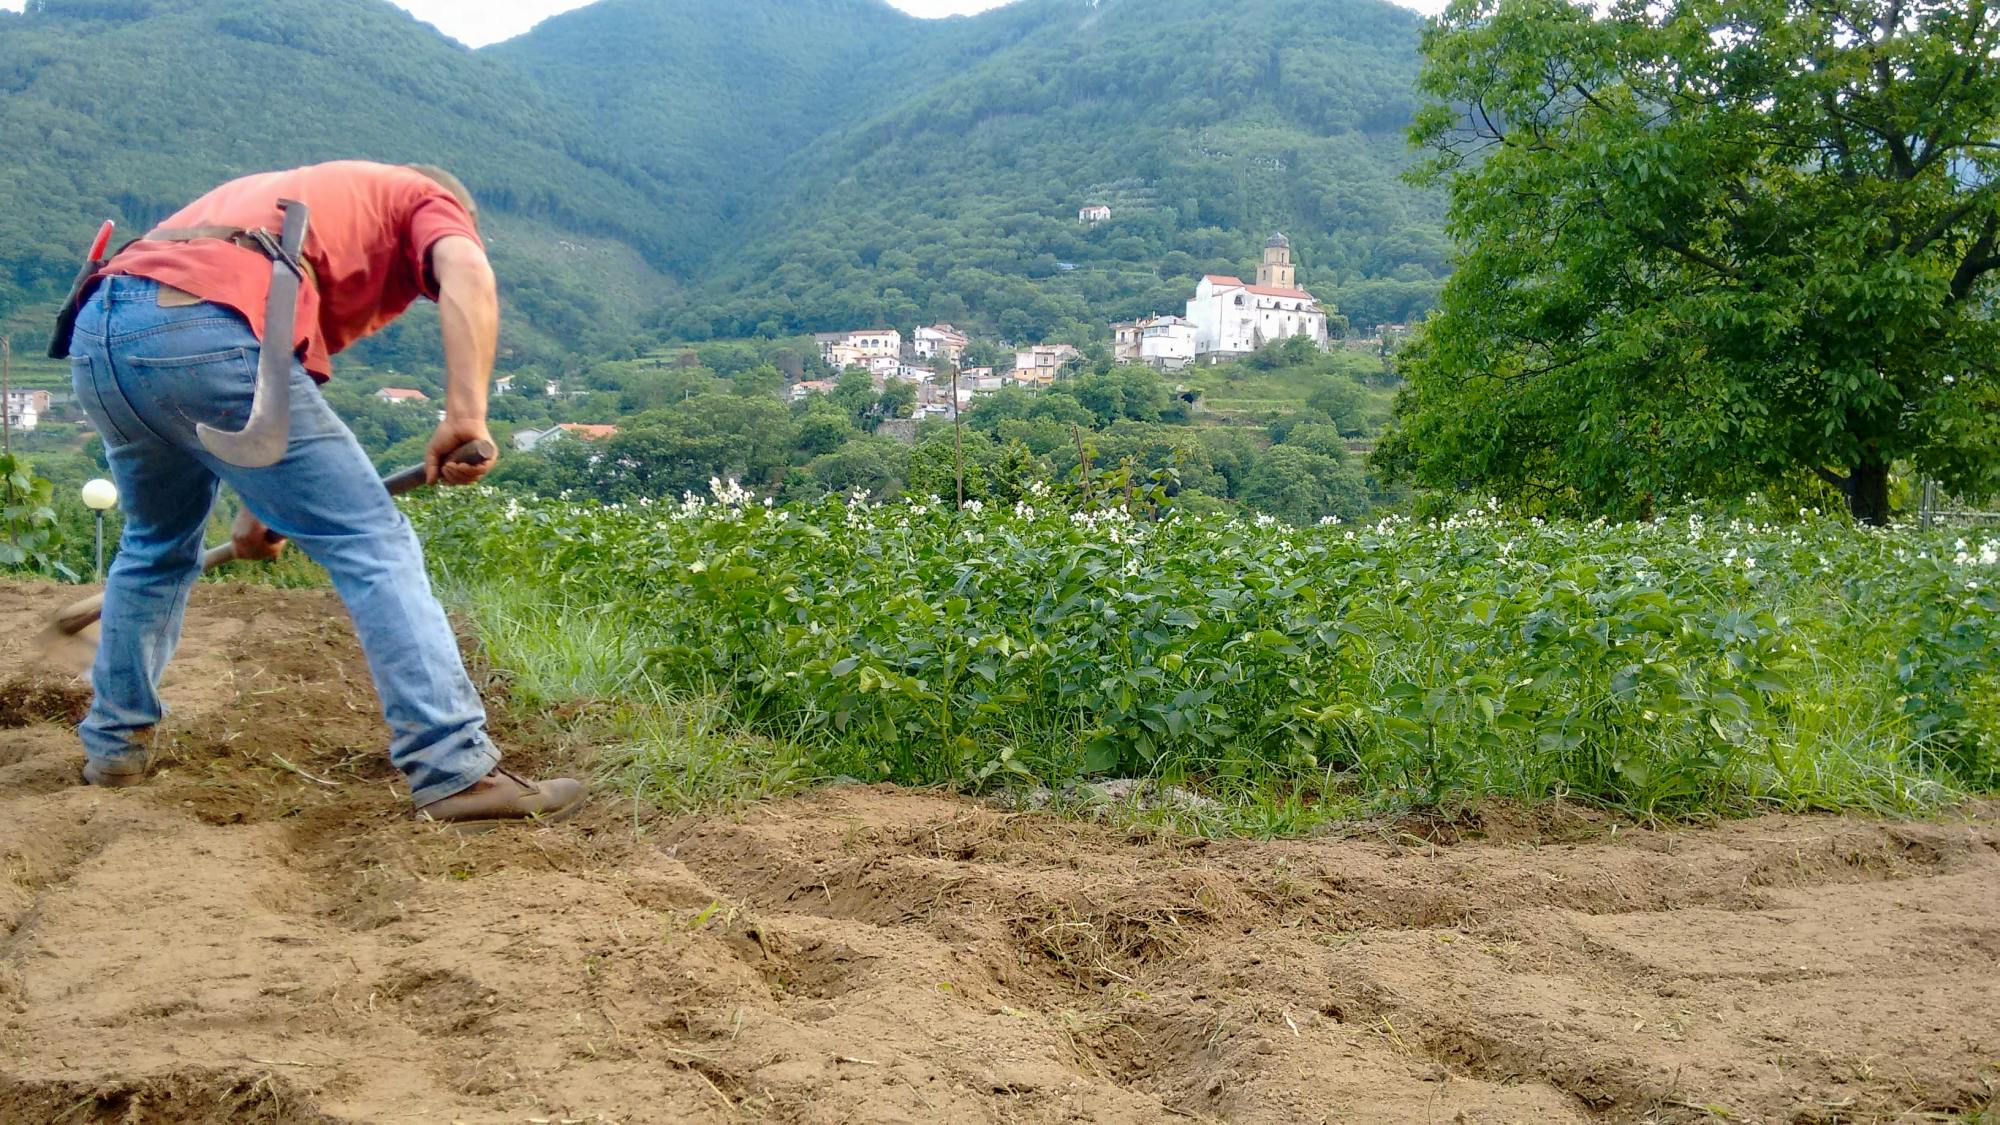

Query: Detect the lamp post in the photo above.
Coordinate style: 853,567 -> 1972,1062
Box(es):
81,478 -> 117,582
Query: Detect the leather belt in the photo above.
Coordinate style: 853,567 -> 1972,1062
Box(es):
142,225 -> 318,290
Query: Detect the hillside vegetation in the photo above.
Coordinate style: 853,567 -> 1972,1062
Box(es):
1,0 -> 1444,367
484,0 -> 919,273
0,0 -> 672,363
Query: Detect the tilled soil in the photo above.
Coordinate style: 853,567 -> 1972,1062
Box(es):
0,581 -> 1994,1124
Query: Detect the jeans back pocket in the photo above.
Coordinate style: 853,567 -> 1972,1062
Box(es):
127,347 -> 258,442
69,352 -> 133,447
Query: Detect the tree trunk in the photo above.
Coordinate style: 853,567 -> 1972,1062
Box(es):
1849,460 -> 1891,526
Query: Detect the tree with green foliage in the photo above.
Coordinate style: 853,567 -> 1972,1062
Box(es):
731,364 -> 788,400
1384,0 -> 2000,524
907,431 -> 996,504
538,394 -> 798,502
793,404 -> 860,459
832,369 -> 878,426
1241,444 -> 1370,526
792,436 -> 907,501
1279,423 -> 1353,460
1304,379 -> 1368,438
877,381 -> 917,421
1069,367 -> 1185,427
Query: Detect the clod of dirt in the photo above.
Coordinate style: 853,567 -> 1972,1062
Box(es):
0,671 -> 91,729
0,1067 -> 333,1124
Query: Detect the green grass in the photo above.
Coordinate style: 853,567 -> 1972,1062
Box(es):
451,584 -> 818,813
1179,348 -> 1399,426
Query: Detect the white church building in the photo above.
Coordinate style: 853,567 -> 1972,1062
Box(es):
1185,234 -> 1329,360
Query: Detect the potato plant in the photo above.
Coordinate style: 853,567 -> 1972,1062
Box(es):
417,485 -> 1999,821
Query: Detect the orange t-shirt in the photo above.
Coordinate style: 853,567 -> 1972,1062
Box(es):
103,160 -> 482,381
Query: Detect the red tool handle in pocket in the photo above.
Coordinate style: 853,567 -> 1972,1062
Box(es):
87,220 -> 116,263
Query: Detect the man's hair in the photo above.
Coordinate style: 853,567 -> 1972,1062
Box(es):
405,164 -> 478,223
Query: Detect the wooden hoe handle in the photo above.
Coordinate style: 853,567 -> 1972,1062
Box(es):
51,438 -> 497,636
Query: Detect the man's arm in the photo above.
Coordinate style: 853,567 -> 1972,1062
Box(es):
427,234 -> 499,486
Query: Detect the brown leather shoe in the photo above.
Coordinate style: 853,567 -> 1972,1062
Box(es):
81,759 -> 150,788
414,766 -> 585,833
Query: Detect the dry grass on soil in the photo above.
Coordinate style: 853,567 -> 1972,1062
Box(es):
0,581 -> 1993,1123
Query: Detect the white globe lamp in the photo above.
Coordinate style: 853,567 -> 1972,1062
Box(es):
81,478 -> 118,511
81,478 -> 118,582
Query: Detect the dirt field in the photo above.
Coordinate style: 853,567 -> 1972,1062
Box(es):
0,582 -> 1994,1123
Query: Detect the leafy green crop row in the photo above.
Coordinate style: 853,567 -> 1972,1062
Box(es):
418,485 -> 1998,824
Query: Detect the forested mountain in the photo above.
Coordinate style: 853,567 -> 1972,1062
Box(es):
0,0 -> 673,366
484,0 -> 920,273
691,0 -> 1444,341
0,0 -> 1443,369
503,0 -> 1447,343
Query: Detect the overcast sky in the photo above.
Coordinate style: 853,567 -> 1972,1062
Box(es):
1,0 -> 1450,45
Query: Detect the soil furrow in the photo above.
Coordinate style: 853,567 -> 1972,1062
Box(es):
0,582 -> 1992,1123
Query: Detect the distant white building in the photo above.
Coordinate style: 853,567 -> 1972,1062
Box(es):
817,328 -> 902,370
375,387 -> 430,405
1079,204 -> 1112,227
911,324 -> 969,362
1112,315 -> 1198,370
4,390 -> 47,432
1185,234 -> 1329,360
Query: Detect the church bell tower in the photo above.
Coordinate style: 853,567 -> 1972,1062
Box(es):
1257,233 -> 1295,290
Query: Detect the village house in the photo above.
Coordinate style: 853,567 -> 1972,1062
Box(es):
1079,204 -> 1111,227
1011,344 -> 1081,387
513,422 -> 618,453
959,366 -> 1002,392
816,329 -> 902,371
5,389 -> 49,432
790,379 -> 838,403
956,366 -> 1008,392
494,374 -> 514,395
916,380 -> 975,419
918,379 -> 969,404
1185,234 -> 1330,360
375,387 -> 430,405
911,324 -> 969,362
1112,315 -> 1198,371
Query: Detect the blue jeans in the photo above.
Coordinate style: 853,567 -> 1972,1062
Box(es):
68,276 -> 498,805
